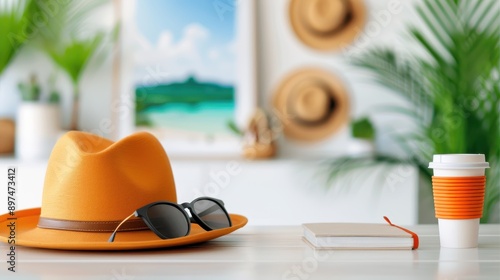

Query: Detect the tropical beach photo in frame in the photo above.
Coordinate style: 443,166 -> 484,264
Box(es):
118,0 -> 256,157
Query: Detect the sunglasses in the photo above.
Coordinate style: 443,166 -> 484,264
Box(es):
108,197 -> 232,242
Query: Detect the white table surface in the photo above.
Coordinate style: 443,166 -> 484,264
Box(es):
1,225 -> 499,280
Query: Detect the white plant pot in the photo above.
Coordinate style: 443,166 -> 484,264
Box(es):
347,139 -> 375,157
16,103 -> 61,160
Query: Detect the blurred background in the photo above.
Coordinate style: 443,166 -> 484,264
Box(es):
0,0 -> 498,225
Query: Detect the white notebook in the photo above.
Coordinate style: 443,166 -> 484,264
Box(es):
303,217 -> 419,250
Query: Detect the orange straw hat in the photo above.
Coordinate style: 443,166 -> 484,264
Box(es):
289,0 -> 366,50
0,131 -> 247,250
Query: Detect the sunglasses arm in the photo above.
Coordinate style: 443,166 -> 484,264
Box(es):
108,212 -> 137,242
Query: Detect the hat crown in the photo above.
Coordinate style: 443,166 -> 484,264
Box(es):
40,131 -> 177,222
293,83 -> 330,122
302,0 -> 348,33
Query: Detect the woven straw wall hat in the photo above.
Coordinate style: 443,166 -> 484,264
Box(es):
289,0 -> 366,50
272,68 -> 350,142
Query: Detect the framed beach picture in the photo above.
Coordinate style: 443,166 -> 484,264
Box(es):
117,0 -> 256,157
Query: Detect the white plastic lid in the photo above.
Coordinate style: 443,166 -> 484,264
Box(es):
429,154 -> 490,169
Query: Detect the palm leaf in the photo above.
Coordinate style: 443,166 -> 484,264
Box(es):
30,0 -> 108,44
0,0 -> 33,74
322,154 -> 430,198
47,33 -> 104,88
29,0 -> 111,87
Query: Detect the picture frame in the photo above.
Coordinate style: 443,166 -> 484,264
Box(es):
116,0 -> 256,158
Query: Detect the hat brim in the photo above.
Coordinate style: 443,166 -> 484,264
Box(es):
289,0 -> 366,50
0,208 -> 247,251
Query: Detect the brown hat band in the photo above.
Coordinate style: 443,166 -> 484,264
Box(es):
38,217 -> 149,232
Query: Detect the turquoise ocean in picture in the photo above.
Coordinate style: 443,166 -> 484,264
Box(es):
135,76 -> 235,136
145,101 -> 234,134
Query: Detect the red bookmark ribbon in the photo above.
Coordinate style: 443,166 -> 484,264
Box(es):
384,216 -> 419,250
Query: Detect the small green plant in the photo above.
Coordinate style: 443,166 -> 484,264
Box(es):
17,74 -> 61,103
18,74 -> 41,102
48,91 -> 60,104
47,73 -> 60,104
351,117 -> 375,140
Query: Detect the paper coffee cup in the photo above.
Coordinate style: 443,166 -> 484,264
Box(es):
429,154 -> 489,248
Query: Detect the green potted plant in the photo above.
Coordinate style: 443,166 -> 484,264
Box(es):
16,74 -> 61,160
17,74 -> 41,101
326,0 -> 499,223
347,117 -> 376,157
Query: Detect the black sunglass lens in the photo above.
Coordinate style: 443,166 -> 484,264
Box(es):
147,204 -> 189,238
193,199 -> 231,229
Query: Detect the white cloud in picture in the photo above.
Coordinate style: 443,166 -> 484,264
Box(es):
127,0 -> 236,86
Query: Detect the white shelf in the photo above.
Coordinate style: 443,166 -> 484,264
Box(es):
0,158 -> 418,225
